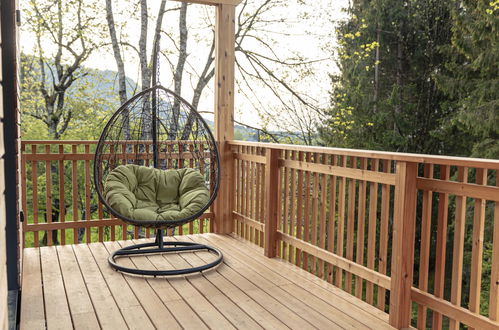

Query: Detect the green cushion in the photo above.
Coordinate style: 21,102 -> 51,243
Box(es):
104,164 -> 209,222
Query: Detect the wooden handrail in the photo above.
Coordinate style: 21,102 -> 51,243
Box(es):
228,140 -> 499,169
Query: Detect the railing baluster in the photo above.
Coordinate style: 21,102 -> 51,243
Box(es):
45,145 -> 53,246
469,168 -> 487,330
71,145 -> 78,244
318,153 -> 328,279
84,144 -> 91,243
255,148 -> 262,247
282,150 -> 289,259
58,145 -> 66,245
377,159 -> 391,311
366,158 -> 379,304
346,156 -> 357,293
326,154 -> 337,283
259,148 -> 265,247
354,157 -> 367,297
311,152 -> 320,275
32,146 -> 41,248
303,152 -> 311,271
289,151 -> 297,263
295,151 -> 304,268
433,165 -> 451,329
449,166 -> 468,330
249,147 -> 255,244
335,155 -> 347,288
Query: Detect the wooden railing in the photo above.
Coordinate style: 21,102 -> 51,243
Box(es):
20,139 -> 499,329
20,141 -> 214,248
229,141 -> 499,330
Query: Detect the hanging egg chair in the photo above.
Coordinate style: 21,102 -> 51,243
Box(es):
94,84 -> 223,276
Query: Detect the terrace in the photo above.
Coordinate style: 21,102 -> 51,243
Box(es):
17,140 -> 499,329
1,0 -> 499,329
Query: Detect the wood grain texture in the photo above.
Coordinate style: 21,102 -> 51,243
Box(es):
449,166 -> 468,330
417,163 -> 434,328
213,3 -> 236,234
228,140 -> 499,169
20,234 -> 396,330
389,161 -> 418,328
264,149 -> 280,257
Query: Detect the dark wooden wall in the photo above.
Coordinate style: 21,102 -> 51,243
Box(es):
1,0 -> 21,328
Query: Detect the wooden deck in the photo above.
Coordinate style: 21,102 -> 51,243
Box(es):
20,233 -> 395,330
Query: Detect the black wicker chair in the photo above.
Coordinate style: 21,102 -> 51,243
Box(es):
94,85 -> 223,276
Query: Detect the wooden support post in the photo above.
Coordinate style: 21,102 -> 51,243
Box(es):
213,4 -> 235,234
264,148 -> 280,257
389,161 -> 418,328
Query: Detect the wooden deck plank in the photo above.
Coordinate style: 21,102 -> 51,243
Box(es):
199,234 -> 373,329
176,238 -> 288,329
71,244 -> 128,330
226,234 -> 392,325
21,234 -> 397,330
87,242 -> 155,330
39,246 -> 73,330
121,240 -> 210,330
103,241 -> 182,330
163,238 -> 264,329
193,253 -> 318,329
210,234 -> 391,328
56,245 -> 100,329
19,249 -> 45,330
118,239 -> 235,330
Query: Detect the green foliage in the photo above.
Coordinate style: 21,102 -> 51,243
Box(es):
21,54 -> 120,141
321,0 -> 464,155
436,0 -> 499,158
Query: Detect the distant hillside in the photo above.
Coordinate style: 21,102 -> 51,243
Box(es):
68,65 -> 262,142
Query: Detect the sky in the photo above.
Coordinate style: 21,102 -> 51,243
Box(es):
20,0 -> 349,129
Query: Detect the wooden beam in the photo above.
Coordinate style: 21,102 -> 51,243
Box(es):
412,288 -> 499,330
417,177 -> 499,202
389,161 -> 418,328
228,140 -> 499,170
277,232 -> 391,289
171,0 -> 242,6
280,158 -> 396,185
213,4 -> 236,234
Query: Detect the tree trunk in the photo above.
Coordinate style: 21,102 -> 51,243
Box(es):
105,0 -> 130,139
394,34 -> 403,137
170,2 -> 188,140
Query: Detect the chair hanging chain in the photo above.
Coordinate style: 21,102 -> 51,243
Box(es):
155,50 -> 161,86
152,39 -> 161,87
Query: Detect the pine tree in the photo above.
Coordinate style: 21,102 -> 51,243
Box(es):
436,0 -> 499,159
320,0 -> 462,155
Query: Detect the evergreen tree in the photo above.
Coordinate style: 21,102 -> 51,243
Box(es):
320,0 -> 464,155
436,0 -> 499,159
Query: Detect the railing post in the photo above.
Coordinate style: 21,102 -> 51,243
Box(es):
213,3 -> 235,234
264,148 -> 280,257
389,161 -> 418,328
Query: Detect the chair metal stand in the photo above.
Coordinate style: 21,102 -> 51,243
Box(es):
108,230 -> 223,276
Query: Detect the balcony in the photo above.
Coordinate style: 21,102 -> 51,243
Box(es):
18,140 -> 499,329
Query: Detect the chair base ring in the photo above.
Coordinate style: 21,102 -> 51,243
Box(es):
108,235 -> 223,276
